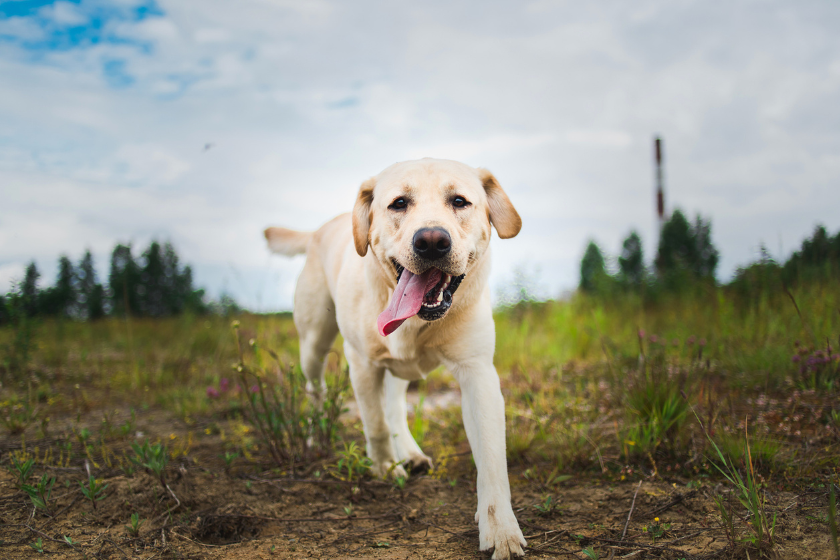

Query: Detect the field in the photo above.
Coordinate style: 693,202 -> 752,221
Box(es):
2,282 -> 840,559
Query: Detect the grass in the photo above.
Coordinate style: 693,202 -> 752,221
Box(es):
707,425 -> 777,556
1,281 -> 840,557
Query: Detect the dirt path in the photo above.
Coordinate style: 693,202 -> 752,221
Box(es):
2,460 -> 836,560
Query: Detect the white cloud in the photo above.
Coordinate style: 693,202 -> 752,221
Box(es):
40,2 -> 89,26
1,0 -> 840,309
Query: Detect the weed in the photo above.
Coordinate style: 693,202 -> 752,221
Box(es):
393,475 -> 407,491
29,537 -> 44,553
130,440 -> 169,484
125,512 -> 144,537
343,505 -> 353,516
792,340 -> 840,391
9,454 -> 35,487
332,441 -> 372,482
79,475 -> 108,509
707,422 -> 777,555
624,358 -> 690,458
222,451 -> 239,474
716,432 -> 781,473
119,410 -> 136,438
582,547 -> 599,559
643,517 -> 671,543
533,495 -> 560,517
130,439 -> 180,509
0,396 -> 38,435
523,466 -> 572,489
233,325 -> 349,473
22,472 -> 56,515
1,290 -> 39,377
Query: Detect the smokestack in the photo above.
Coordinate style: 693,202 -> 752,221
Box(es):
654,136 -> 665,233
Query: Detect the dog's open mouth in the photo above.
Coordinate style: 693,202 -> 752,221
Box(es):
377,261 -> 465,337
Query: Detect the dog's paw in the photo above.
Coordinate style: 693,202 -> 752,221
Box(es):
371,460 -> 408,480
405,453 -> 433,475
476,503 -> 526,560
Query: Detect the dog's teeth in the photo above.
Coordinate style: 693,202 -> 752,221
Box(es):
445,274 -> 451,282
436,292 -> 443,302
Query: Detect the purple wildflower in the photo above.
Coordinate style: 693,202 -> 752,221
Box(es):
250,384 -> 260,393
206,387 -> 220,398
220,378 -> 230,392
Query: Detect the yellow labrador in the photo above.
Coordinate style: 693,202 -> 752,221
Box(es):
265,158 -> 526,559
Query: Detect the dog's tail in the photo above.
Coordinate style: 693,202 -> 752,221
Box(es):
264,227 -> 312,256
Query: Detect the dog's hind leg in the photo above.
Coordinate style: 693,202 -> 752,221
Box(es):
384,373 -> 433,474
293,257 -> 339,408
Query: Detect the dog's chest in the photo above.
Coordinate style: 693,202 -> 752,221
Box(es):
373,320 -> 441,381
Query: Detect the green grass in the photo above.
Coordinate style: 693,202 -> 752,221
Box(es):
0,280 -> 839,491
494,281 -> 840,391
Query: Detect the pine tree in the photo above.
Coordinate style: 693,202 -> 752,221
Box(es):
162,242 -> 186,315
77,251 -> 106,320
21,262 -> 40,317
655,209 -> 718,282
109,244 -> 141,317
43,255 -> 77,318
692,215 -> 719,278
580,241 -> 607,293
782,225 -> 840,283
140,241 -> 167,317
618,231 -> 645,287
0,294 -> 8,325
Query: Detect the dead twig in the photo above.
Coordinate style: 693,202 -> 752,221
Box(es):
621,480 -> 643,541
329,520 -> 400,545
419,520 -> 474,541
169,528 -> 228,548
518,518 -> 556,533
199,509 -> 400,523
247,475 -> 390,488
152,482 -> 182,525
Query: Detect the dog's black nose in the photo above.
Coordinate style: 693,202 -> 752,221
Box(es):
413,227 -> 451,260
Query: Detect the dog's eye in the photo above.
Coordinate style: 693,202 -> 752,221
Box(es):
452,196 -> 470,208
389,197 -> 408,211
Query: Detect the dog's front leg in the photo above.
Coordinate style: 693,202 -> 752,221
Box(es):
345,344 -> 407,480
452,361 -> 525,560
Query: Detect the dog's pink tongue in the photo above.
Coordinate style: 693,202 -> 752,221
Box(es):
377,268 -> 442,337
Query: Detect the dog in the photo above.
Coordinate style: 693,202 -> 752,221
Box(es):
264,158 -> 526,559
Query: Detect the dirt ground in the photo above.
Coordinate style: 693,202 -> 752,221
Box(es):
1,412 -> 837,560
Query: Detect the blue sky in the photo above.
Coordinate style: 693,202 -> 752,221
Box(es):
2,0 -> 840,310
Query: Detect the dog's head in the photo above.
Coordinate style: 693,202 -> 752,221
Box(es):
353,158 -> 521,335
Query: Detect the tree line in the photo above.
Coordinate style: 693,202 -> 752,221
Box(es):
580,208 -> 840,297
0,241 -> 233,325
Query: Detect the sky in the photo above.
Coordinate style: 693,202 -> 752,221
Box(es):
1,0 -> 839,311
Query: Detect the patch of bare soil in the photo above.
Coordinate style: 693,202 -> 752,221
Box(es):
1,455 -> 837,560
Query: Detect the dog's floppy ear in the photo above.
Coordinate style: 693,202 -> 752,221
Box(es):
478,168 -> 521,239
352,177 -> 377,256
